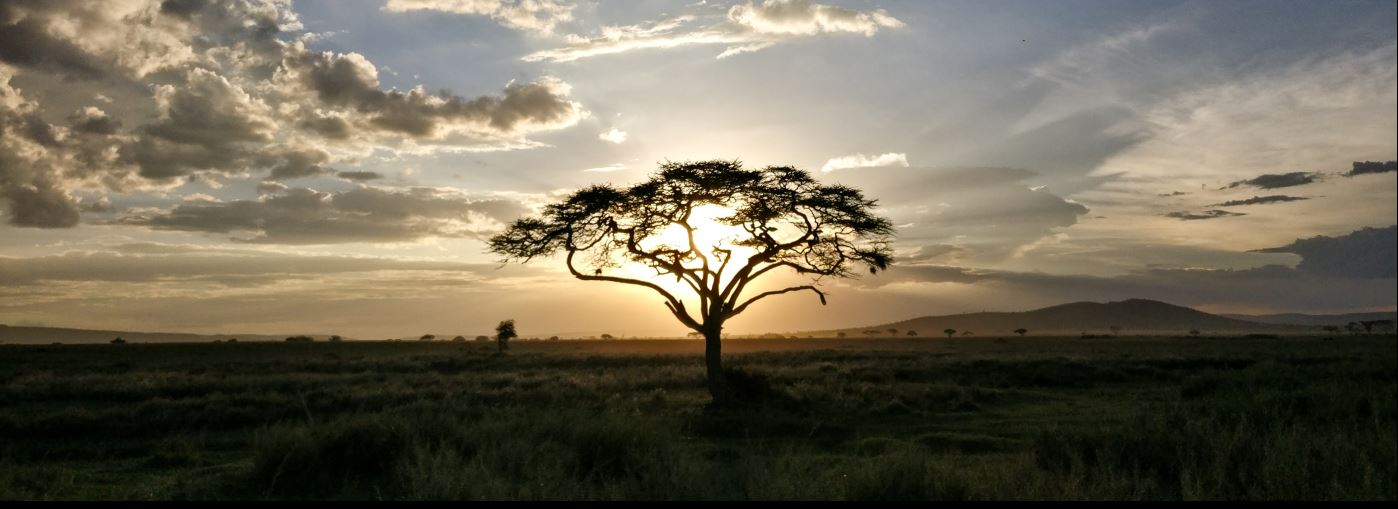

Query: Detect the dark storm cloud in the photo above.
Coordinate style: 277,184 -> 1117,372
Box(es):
1165,210 -> 1245,221
1224,172 -> 1320,190
1346,160 -> 1396,176
1254,225 -> 1396,279
116,186 -> 530,244
1210,195 -> 1309,207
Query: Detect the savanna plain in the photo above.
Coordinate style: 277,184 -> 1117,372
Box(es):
1,335 -> 1394,500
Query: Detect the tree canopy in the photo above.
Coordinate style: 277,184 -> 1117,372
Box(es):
488,160 -> 893,331
488,160 -> 894,400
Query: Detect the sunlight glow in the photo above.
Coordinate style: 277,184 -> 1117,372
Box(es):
626,204 -> 756,294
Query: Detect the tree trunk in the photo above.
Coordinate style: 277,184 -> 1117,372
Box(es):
703,323 -> 727,403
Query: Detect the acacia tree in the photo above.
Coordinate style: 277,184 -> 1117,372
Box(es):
488,160 -> 893,401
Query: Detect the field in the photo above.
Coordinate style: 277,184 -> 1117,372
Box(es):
1,336 -> 1394,500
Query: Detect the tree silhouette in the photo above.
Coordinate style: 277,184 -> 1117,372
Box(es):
489,160 -> 893,402
943,328 -> 956,338
495,319 -> 517,352
1014,328 -> 1028,337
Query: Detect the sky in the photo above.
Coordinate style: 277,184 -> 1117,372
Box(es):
1,0 -> 1395,338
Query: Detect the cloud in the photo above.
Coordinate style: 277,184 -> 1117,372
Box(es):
257,141 -> 333,181
1254,225 -> 1396,278
0,245 -> 508,286
1210,195 -> 1309,207
1346,160 -> 1396,176
728,0 -> 904,36
1,65 -> 80,227
286,45 -> 587,140
1165,210 -> 1245,221
523,0 -> 903,62
381,0 -> 574,35
598,127 -> 627,144
821,152 -> 908,172
116,185 -> 530,244
1224,172 -> 1322,190
67,106 -> 120,135
0,0 -> 591,229
829,166 -> 1089,260
581,163 -> 627,173
336,171 -> 385,181
117,68 -> 278,180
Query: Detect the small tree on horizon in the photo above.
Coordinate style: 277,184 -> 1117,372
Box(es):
943,328 -> 956,338
1014,328 -> 1028,337
495,320 -> 517,352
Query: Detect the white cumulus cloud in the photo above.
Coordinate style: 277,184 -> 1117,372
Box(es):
821,152 -> 909,172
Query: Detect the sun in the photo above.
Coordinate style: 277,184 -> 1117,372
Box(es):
645,204 -> 743,253
626,204 -> 755,289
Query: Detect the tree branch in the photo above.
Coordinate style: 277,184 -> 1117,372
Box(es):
565,249 -> 701,330
725,285 -> 826,319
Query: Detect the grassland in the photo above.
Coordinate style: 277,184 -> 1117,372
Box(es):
1,335 -> 1394,500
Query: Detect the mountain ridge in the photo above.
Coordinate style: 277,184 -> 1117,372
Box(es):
810,299 -> 1332,337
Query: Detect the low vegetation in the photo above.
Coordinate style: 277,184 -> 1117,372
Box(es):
0,335 -> 1392,500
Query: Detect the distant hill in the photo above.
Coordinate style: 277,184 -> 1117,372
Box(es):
816,299 -> 1315,337
0,325 -> 323,345
1223,311 -> 1397,327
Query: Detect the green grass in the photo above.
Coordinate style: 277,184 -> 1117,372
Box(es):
0,336 -> 1393,500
